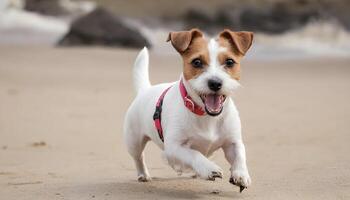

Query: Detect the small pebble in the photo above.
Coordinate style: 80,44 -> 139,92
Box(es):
211,189 -> 220,194
31,141 -> 46,147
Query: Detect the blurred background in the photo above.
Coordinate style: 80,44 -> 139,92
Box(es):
1,1 -> 350,199
1,0 -> 350,57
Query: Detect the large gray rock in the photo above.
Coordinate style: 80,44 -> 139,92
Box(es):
58,7 -> 151,48
183,1 -> 329,34
237,2 -> 322,34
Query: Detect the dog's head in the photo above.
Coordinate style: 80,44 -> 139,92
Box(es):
167,28 -> 253,116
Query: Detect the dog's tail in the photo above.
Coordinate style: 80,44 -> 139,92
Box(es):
133,47 -> 151,93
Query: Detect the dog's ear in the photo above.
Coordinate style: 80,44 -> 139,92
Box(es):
167,28 -> 204,53
219,29 -> 254,56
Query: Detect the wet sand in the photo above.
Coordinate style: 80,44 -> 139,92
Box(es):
0,46 -> 349,199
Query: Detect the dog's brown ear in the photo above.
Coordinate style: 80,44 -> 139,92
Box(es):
167,29 -> 204,53
219,29 -> 254,56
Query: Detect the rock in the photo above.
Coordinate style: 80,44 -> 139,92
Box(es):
216,2 -> 322,34
24,0 -> 96,17
58,7 -> 151,48
215,7 -> 243,31
182,1 -> 325,34
242,2 -> 321,34
25,0 -> 67,16
183,9 -> 218,34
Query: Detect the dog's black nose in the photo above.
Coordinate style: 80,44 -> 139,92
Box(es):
208,79 -> 222,92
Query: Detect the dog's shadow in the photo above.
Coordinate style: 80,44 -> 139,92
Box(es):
75,176 -> 240,199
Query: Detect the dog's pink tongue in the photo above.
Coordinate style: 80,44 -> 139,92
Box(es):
203,94 -> 223,112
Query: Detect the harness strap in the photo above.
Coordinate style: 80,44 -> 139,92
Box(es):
153,86 -> 172,142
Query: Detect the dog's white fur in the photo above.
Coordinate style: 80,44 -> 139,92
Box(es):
124,39 -> 251,187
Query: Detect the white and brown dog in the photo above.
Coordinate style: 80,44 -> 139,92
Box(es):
124,28 -> 253,192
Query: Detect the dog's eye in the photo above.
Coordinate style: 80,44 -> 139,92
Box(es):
191,58 -> 203,68
225,58 -> 235,68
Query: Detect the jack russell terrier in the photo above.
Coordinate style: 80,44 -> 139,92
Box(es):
124,28 -> 253,192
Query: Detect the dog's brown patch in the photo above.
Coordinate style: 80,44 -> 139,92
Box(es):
217,37 -> 242,80
167,29 -> 209,80
182,37 -> 209,80
218,30 -> 254,80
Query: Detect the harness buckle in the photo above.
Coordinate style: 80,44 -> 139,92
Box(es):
153,106 -> 162,120
184,96 -> 195,111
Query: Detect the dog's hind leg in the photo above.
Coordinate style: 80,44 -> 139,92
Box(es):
124,130 -> 151,182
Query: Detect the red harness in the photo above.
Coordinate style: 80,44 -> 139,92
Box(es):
153,79 -> 205,142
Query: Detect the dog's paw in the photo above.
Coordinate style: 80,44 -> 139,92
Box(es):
137,174 -> 151,182
195,161 -> 223,181
229,170 -> 251,192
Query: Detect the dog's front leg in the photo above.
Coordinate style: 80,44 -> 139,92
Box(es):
223,140 -> 251,190
165,141 -> 223,180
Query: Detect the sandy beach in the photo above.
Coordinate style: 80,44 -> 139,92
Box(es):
0,46 -> 350,199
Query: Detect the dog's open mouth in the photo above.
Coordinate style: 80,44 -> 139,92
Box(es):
200,94 -> 226,116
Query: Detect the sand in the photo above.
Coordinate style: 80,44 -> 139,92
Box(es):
0,46 -> 350,200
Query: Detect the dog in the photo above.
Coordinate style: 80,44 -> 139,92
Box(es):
124,28 -> 253,192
